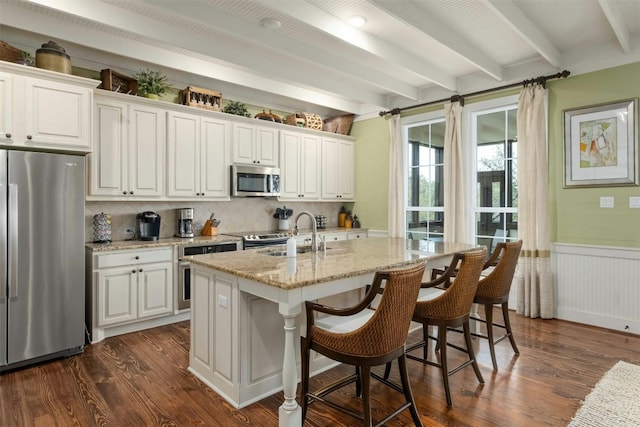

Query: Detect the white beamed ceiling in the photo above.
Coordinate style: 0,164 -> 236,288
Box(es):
1,0 -> 640,118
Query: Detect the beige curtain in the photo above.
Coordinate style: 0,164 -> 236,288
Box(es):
443,101 -> 466,242
388,114 -> 404,237
515,84 -> 553,318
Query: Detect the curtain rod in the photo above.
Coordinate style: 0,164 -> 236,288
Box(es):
378,70 -> 571,117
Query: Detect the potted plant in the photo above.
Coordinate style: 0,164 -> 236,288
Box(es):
222,100 -> 251,117
135,68 -> 170,99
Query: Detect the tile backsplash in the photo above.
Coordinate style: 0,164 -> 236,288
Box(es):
85,199 -> 353,242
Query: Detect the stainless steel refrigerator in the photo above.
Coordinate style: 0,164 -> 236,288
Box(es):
1,149 -> 85,371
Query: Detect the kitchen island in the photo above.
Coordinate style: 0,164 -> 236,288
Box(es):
187,237 -> 476,427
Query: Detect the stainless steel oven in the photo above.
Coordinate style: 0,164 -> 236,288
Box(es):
178,241 -> 241,310
241,232 -> 290,249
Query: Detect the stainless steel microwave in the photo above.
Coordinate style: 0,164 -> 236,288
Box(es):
231,164 -> 280,197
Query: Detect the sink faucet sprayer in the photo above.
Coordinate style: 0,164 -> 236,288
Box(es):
294,211 -> 318,252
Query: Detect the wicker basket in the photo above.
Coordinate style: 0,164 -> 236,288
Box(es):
179,86 -> 222,112
323,114 -> 355,135
0,41 -> 23,63
299,112 -> 323,130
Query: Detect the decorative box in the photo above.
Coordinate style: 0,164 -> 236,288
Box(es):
179,86 -> 222,112
100,69 -> 138,95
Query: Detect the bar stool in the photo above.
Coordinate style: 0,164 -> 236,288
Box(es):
300,262 -> 426,426
403,248 -> 487,407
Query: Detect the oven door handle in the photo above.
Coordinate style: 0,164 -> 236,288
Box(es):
179,261 -> 190,269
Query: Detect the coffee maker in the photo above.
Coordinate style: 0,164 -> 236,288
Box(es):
137,211 -> 161,241
176,208 -> 194,238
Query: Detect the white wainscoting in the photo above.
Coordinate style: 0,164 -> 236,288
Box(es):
553,243 -> 640,334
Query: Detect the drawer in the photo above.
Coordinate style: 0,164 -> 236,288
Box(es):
94,247 -> 173,269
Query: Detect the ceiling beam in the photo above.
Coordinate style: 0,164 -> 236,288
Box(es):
4,1 -> 371,112
146,0 -> 418,100
369,0 -> 503,81
19,0 -> 386,108
598,0 -> 631,53
253,0 -> 457,91
483,0 -> 561,67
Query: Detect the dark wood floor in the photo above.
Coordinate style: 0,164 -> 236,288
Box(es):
2,310 -> 640,427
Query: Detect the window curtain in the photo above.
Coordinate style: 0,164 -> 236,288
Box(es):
515,84 -> 553,318
388,113 -> 404,237
443,101 -> 466,242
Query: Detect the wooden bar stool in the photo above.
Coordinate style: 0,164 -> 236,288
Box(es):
300,262 -> 426,426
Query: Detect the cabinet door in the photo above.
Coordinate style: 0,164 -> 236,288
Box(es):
300,134 -> 321,199
138,262 -> 173,318
322,137 -> 354,200
279,130 -> 302,199
200,116 -> 230,198
96,267 -> 137,327
23,77 -> 92,151
167,111 -> 200,197
336,139 -> 355,200
0,71 -> 13,145
90,100 -> 128,196
232,122 -> 255,164
255,126 -> 279,166
128,104 -> 165,197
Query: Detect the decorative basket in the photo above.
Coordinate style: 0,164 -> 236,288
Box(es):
286,111 -> 323,130
323,114 -> 355,135
100,69 -> 138,95
285,112 -> 306,127
299,111 -> 323,130
179,86 -> 222,112
0,41 -> 23,63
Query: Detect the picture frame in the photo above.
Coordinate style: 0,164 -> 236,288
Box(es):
564,98 -> 638,187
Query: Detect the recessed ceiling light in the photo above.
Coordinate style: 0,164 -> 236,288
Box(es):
261,18 -> 282,29
348,15 -> 367,27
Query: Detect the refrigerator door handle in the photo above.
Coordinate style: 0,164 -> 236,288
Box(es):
8,183 -> 18,298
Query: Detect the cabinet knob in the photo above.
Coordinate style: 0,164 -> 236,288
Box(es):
27,135 -> 33,140
5,133 -> 11,138
131,270 -> 136,274
138,268 -> 143,272
129,191 -> 134,195
122,191 -> 127,195
135,256 -> 140,260
201,192 -> 205,196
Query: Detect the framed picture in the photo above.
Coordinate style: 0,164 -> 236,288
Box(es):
563,98 -> 638,187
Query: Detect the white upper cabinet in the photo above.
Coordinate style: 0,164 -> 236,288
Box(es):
0,71 -> 12,144
279,130 -> 321,200
167,110 -> 229,199
232,122 -> 279,166
88,94 -> 165,198
0,62 -> 99,152
322,137 -> 355,200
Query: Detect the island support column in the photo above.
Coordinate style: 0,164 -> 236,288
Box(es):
279,313 -> 301,426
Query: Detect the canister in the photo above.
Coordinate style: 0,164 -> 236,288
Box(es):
93,212 -> 112,243
36,41 -> 72,74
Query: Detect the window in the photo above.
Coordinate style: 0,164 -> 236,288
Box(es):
472,103 -> 519,253
404,118 -> 446,241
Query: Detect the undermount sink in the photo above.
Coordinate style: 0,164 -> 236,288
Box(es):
262,246 -> 327,256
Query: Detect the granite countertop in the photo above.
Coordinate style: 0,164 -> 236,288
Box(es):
85,235 -> 243,252
85,227 -> 366,252
187,237 -> 477,290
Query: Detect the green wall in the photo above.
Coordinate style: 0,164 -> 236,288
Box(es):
351,62 -> 640,248
549,62 -> 640,247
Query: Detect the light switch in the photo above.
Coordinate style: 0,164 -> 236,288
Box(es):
630,197 -> 640,208
218,294 -> 228,308
600,196 -> 614,208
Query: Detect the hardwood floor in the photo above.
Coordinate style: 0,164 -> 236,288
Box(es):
2,311 -> 640,427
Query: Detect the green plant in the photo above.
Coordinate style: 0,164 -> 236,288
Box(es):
222,100 -> 251,117
135,68 -> 170,96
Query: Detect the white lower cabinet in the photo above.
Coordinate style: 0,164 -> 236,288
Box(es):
88,247 -> 175,342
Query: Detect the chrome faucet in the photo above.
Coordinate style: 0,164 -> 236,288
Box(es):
294,211 -> 318,252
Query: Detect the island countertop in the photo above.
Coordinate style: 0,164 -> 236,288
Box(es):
187,237 -> 477,290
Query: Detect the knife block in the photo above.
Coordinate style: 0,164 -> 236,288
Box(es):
201,220 -> 218,236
